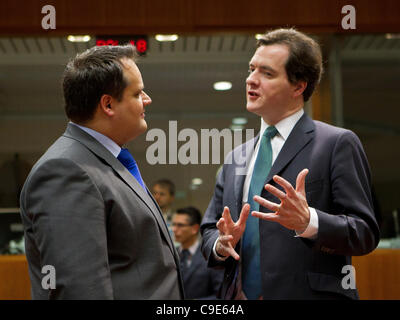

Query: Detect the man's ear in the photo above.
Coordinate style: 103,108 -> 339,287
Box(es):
293,81 -> 307,98
99,94 -> 114,117
192,224 -> 200,235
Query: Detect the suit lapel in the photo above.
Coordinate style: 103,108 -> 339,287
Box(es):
63,124 -> 176,253
233,135 -> 259,217
145,189 -> 177,249
265,113 -> 315,185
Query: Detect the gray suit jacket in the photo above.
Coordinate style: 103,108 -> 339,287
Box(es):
201,113 -> 380,299
20,123 -> 184,299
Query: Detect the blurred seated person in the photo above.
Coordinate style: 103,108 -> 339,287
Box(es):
151,179 -> 175,223
173,207 -> 224,299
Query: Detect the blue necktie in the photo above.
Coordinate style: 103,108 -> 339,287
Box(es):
242,126 -> 278,299
117,148 -> 146,190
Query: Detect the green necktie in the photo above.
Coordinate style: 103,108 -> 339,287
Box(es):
242,126 -> 278,300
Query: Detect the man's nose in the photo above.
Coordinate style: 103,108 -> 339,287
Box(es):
142,91 -> 152,105
246,72 -> 258,86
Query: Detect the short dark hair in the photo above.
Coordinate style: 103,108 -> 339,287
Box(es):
152,179 -> 175,196
176,206 -> 202,226
256,28 -> 323,102
62,45 -> 138,123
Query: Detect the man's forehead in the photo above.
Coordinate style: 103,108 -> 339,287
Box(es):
173,214 -> 189,221
250,44 -> 289,66
121,58 -> 141,80
120,57 -> 137,69
153,184 -> 169,192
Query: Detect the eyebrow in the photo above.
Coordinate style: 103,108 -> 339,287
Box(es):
134,86 -> 144,94
249,63 -> 277,74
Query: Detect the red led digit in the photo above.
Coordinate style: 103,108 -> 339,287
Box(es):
105,39 -> 117,46
136,39 -> 147,53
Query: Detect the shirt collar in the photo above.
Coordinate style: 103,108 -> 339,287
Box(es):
260,108 -> 304,140
69,122 -> 121,157
180,238 -> 199,256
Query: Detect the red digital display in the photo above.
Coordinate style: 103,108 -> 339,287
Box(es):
96,36 -> 148,55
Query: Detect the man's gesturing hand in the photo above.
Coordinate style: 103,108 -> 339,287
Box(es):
215,204 -> 250,260
252,169 -> 310,232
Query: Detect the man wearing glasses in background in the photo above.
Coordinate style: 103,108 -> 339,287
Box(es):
173,207 -> 223,299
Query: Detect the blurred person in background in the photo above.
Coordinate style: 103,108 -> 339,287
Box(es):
173,206 -> 223,299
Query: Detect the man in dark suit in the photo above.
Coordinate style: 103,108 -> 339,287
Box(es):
19,45 -> 184,299
201,28 -> 380,300
173,207 -> 223,299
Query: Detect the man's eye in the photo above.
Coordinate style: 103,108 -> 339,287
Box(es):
248,68 -> 254,73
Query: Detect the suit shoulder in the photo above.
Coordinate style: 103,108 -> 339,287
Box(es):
26,137 -> 95,186
35,134 -> 98,169
25,156 -> 89,190
312,121 -> 365,155
313,120 -> 360,140
313,120 -> 348,134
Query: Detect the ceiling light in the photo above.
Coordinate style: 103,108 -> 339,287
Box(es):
155,34 -> 179,42
385,33 -> 400,39
213,81 -> 232,91
67,35 -> 91,42
255,34 -> 264,40
232,117 -> 248,125
191,178 -> 203,186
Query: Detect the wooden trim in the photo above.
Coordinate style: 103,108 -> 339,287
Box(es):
0,0 -> 399,36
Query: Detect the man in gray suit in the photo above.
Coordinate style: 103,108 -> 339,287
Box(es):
20,45 -> 184,299
201,28 -> 380,299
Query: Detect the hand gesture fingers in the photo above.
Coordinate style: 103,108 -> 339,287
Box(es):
222,206 -> 234,227
216,235 -> 240,260
237,203 -> 250,228
272,175 -> 296,198
264,183 -> 286,200
295,168 -> 309,196
252,169 -> 310,231
215,204 -> 250,260
253,195 -> 280,212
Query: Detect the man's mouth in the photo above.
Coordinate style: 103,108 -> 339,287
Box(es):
248,91 -> 259,99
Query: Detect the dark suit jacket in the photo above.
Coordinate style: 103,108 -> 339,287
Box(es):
201,113 -> 380,300
20,124 -> 184,299
180,244 -> 224,300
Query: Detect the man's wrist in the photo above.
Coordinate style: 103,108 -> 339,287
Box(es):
212,237 -> 228,261
295,207 -> 318,239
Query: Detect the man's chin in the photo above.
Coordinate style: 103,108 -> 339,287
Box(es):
138,121 -> 148,134
127,123 -> 148,142
246,103 -> 262,116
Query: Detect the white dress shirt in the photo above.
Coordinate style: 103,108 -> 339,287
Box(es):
213,109 -> 318,260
